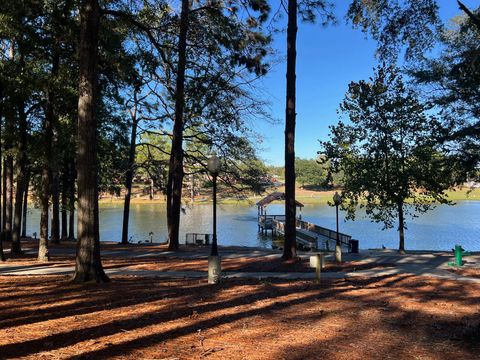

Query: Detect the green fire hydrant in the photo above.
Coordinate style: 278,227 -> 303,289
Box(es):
454,244 -> 464,267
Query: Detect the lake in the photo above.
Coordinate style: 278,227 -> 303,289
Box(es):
22,201 -> 480,251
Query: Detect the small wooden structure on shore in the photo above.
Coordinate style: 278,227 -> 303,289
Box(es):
256,192 -> 356,252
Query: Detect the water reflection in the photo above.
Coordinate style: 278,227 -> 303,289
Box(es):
22,201 -> 480,251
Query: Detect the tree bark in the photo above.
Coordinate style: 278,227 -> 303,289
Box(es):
398,201 -> 405,253
0,84 -> 5,261
69,203 -> 75,239
68,163 -> 76,240
12,174 -> 25,252
190,174 -> 194,202
4,151 -> 14,251
38,106 -> 53,261
283,0 -> 298,260
73,0 -> 108,282
50,172 -> 60,243
458,1 -> 480,31
21,170 -> 29,238
167,0 -> 189,251
11,98 -> 28,255
2,158 -> 6,232
38,156 -> 50,262
38,45 -> 59,263
50,86 -> 61,244
3,42 -> 14,251
0,166 -> 3,258
121,90 -> 138,244
149,178 -> 154,200
61,168 -> 68,241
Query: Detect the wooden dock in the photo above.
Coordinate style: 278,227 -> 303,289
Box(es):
255,192 -> 355,252
260,215 -> 353,252
258,214 -> 285,233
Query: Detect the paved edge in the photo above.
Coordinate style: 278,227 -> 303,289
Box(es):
1,265 -> 479,283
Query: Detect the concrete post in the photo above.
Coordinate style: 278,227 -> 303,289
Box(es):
208,255 -> 221,284
335,244 -> 342,264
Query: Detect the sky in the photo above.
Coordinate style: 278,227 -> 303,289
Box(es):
254,0 -> 477,166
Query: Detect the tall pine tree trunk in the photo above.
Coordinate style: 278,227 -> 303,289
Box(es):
2,42 -> 14,251
2,159 -> 5,233
51,172 -> 60,243
121,91 -> 138,244
0,166 -> 3,260
283,0 -> 297,260
51,120 -> 61,243
38,157 -> 50,262
4,152 -> 13,250
61,170 -> 68,241
73,0 -> 108,282
11,98 -> 28,255
167,0 -> 189,251
3,44 -> 14,250
38,51 -> 59,263
398,201 -> 405,253
68,164 -> 75,240
167,0 -> 190,250
21,170 -> 29,238
0,84 -> 5,261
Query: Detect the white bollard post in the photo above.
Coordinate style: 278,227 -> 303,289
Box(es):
208,255 -> 221,284
335,244 -> 342,264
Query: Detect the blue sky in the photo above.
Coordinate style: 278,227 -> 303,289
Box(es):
254,0 -> 476,166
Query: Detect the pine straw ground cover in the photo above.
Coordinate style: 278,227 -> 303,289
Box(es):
448,267 -> 480,279
0,274 -> 479,360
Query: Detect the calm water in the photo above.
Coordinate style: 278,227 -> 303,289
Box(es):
22,201 -> 480,251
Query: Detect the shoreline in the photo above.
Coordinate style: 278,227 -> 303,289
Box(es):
98,187 -> 480,206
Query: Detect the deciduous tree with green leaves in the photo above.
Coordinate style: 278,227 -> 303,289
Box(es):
321,66 -> 454,252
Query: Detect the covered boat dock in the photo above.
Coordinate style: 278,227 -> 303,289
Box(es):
256,192 -> 357,252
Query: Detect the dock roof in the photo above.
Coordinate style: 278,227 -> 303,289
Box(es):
256,192 -> 304,208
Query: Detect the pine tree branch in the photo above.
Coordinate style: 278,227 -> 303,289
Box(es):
101,9 -> 175,72
458,1 -> 480,31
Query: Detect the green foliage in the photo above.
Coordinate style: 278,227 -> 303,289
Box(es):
136,132 -> 170,192
0,0 -> 143,200
97,103 -> 130,196
410,7 -> 480,183
295,157 -> 325,188
266,164 -> 284,180
320,66 -> 454,248
347,0 -> 441,61
129,0 -> 273,194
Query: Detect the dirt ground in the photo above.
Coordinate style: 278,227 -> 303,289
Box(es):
2,240 -> 480,359
0,274 -> 479,360
448,267 -> 480,279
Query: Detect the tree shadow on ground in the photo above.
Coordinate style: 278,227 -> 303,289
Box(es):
0,273 -> 479,359
272,281 -> 480,359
